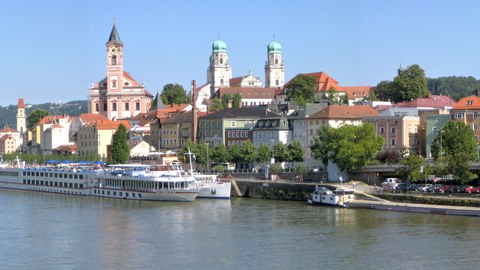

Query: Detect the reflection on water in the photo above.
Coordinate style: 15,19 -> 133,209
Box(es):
1,189 -> 480,270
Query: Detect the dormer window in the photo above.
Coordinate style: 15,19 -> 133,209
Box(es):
467,100 -> 473,105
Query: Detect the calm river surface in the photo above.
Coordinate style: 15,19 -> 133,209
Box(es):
1,189 -> 479,270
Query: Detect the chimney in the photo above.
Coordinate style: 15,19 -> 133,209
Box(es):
192,80 -> 198,143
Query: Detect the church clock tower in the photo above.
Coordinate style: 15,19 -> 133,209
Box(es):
105,23 -> 124,119
207,39 -> 232,95
265,40 -> 285,88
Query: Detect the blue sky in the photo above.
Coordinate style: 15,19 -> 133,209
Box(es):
1,0 -> 480,106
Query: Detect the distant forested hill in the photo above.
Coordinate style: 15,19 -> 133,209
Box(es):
428,76 -> 480,101
0,100 -> 88,129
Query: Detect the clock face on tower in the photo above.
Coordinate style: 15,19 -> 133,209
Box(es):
110,47 -> 118,55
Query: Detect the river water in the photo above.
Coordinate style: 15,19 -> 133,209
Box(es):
1,189 -> 479,270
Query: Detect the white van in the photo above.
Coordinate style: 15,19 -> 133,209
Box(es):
382,178 -> 400,190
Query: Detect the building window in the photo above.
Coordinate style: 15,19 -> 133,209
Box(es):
276,79 -> 279,86
456,112 -> 465,119
380,127 -> 384,134
220,58 -> 223,64
391,127 -> 395,133
136,102 -> 140,111
466,100 -> 473,105
474,123 -> 478,131
103,103 -> 107,111
95,103 -> 99,112
112,102 -> 117,111
231,121 -> 236,127
111,55 -> 117,65
391,139 -> 395,146
112,80 -> 117,88
474,112 -> 478,119
125,102 -> 129,111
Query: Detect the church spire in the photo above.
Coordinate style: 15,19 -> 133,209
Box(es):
106,22 -> 123,46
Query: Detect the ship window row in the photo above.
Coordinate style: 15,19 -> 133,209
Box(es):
100,178 -> 189,190
93,189 -> 142,198
23,171 -> 83,179
23,179 -> 83,189
0,171 -> 19,177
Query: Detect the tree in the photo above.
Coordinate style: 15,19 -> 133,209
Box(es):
322,124 -> 384,171
428,76 -> 480,101
324,87 -> 346,105
210,144 -> 230,163
285,74 -> 317,106
287,140 -> 304,163
310,126 -> 329,168
110,124 -> 129,164
256,143 -> 272,163
228,144 -> 243,164
240,141 -> 257,165
27,109 -> 50,129
392,64 -> 429,102
396,154 -> 426,182
221,94 -> 232,108
374,64 -> 429,103
160,83 -> 188,105
178,139 -> 199,163
232,93 -> 242,108
446,152 -> 476,184
373,80 -> 395,101
209,98 -> 224,112
430,121 -> 477,183
273,142 -> 289,163
431,121 -> 477,161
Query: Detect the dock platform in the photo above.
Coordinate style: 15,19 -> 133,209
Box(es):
347,199 -> 480,217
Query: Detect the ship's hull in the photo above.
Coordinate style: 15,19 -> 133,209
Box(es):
0,167 -> 198,202
196,181 -> 231,199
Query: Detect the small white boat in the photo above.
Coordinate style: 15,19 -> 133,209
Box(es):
194,174 -> 231,199
307,185 -> 355,207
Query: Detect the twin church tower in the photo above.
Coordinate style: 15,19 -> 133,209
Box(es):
207,38 -> 285,93
89,24 -> 285,119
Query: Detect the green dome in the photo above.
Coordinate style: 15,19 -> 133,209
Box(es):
212,39 -> 227,52
267,40 -> 282,53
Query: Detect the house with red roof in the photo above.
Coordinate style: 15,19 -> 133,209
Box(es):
290,72 -> 374,105
0,135 -> 16,154
450,95 -> 480,139
30,115 -> 72,154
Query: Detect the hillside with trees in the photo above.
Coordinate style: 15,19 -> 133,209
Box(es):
0,100 -> 88,129
427,76 -> 480,101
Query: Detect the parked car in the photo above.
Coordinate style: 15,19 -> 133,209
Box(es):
465,186 -> 480,194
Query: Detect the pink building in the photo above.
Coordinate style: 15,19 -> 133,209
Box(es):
88,23 -> 153,120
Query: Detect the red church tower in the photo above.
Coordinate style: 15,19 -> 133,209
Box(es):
88,23 -> 153,120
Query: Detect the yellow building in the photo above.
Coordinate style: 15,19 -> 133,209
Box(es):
75,119 -> 131,159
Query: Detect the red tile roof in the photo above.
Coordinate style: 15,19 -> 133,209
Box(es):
0,127 -> 18,133
0,134 -> 15,141
309,105 -> 378,119
294,72 -> 374,99
216,87 -> 278,99
394,94 -> 457,108
18,98 -> 25,109
91,119 -> 132,130
452,95 -> 480,110
79,113 -> 106,123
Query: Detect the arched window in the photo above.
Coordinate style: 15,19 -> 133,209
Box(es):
220,58 -> 223,64
111,56 -> 117,65
275,59 -> 278,64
